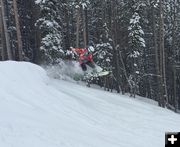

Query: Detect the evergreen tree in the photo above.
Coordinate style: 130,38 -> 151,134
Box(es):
128,11 -> 145,96
94,23 -> 113,71
35,0 -> 64,64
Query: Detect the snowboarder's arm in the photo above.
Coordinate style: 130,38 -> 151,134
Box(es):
70,47 -> 83,54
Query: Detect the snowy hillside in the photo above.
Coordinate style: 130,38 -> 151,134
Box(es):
0,61 -> 180,147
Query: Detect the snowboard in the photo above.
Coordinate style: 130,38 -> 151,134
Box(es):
97,71 -> 110,77
84,70 -> 110,80
85,70 -> 110,87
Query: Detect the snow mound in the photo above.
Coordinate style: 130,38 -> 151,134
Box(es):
0,61 -> 180,147
0,61 -> 48,85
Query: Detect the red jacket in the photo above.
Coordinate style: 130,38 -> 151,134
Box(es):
72,48 -> 93,64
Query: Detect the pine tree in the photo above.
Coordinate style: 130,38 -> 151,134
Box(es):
94,23 -> 113,70
128,11 -> 145,97
35,0 -> 64,64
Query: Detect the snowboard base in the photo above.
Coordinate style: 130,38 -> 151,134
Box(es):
84,71 -> 110,79
84,71 -> 110,87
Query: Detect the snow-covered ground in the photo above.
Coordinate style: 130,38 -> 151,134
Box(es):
0,61 -> 180,147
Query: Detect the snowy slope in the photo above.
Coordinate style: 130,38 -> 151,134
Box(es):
0,61 -> 180,147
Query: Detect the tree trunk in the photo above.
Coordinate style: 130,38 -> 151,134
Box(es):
0,0 -> 12,60
0,0 -> 5,60
76,5 -> 80,48
32,2 -> 41,63
63,0 -> 70,49
13,0 -> 23,61
82,8 -> 87,48
173,66 -> 178,112
111,0 -> 121,93
152,2 -> 161,104
159,0 -> 168,107
171,0 -> 178,110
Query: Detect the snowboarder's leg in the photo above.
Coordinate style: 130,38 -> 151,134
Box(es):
86,61 -> 95,69
81,63 -> 87,71
81,63 -> 89,80
86,61 -> 97,73
80,63 -> 91,86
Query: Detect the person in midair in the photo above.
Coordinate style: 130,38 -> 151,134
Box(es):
70,46 -> 96,72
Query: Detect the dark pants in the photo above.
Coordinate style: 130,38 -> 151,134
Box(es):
81,61 -> 95,71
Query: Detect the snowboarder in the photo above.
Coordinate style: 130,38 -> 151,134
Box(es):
70,46 -> 96,72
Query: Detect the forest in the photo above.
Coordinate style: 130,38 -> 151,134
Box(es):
0,0 -> 179,112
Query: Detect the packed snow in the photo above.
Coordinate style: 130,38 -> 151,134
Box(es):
0,61 -> 180,147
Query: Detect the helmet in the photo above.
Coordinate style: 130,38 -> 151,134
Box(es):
88,46 -> 95,53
